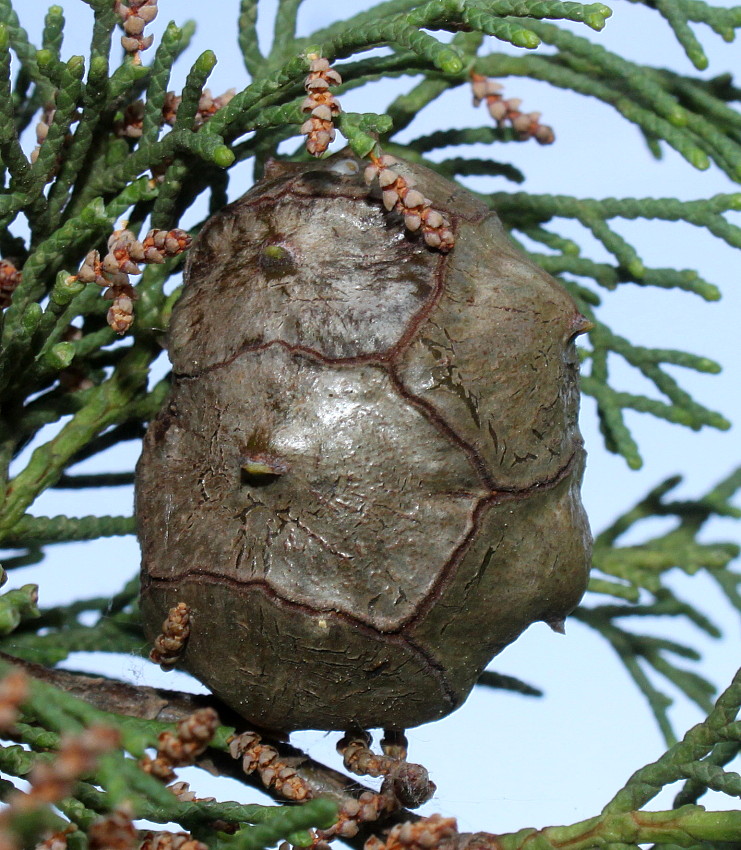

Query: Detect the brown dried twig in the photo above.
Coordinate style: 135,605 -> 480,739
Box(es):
0,656 -> 423,849
0,260 -> 21,309
470,73 -> 554,144
75,227 -> 191,334
141,707 -> 219,783
300,55 -> 342,156
363,154 -> 455,251
149,602 -> 191,671
229,731 -> 312,802
0,669 -> 28,731
366,815 -> 459,850
115,0 -> 158,60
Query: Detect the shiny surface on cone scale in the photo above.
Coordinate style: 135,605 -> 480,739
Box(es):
137,152 -> 592,731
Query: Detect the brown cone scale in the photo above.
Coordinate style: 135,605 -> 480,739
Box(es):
136,151 -> 592,731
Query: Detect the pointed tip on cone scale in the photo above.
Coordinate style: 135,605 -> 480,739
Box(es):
570,313 -> 594,337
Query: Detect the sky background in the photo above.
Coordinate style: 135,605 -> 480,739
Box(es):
5,0 -> 741,838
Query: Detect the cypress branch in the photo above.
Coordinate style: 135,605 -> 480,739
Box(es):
0,0 -> 739,844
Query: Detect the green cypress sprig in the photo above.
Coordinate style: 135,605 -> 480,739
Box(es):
106,55 -> 149,103
201,50 -> 320,142
527,19 -> 689,123
477,671 -> 544,696
638,0 -> 741,47
0,658 -> 338,839
83,127 -> 232,203
474,51 -> 713,171
0,181 -> 157,400
41,52 -> 113,235
149,50 -> 218,229
680,760 -> 741,797
0,0 -> 52,105
323,16 -> 464,74
659,69 -> 741,142
579,213 -> 645,278
438,156 -> 526,182
385,77 -> 453,136
41,5 -> 64,61
0,0 -> 739,840
574,302 -> 729,467
173,51 -> 219,132
71,775 -> 335,838
524,20 -> 741,178
468,1 -> 611,29
674,741 -> 741,806
0,191 -> 28,219
36,271 -> 88,337
462,9 -> 541,49
0,25 -> 32,195
520,225 -> 579,254
0,577 -> 142,663
307,0 -> 420,44
377,25 -> 480,133
30,54 -> 85,193
140,21 -> 183,146
271,0 -> 306,61
238,0 -> 264,77
492,190 -> 741,232
408,126 -> 524,151
578,468 -> 741,740
29,286 -> 111,384
338,111 -> 393,156
492,189 -> 738,395
0,617 -> 145,664
88,0 -> 118,62
3,513 -> 135,546
0,743 -> 34,776
576,608 -> 716,744
4,178 -> 155,321
13,395 -> 91,456
0,584 -> 39,635
0,549 -> 43,571
0,345 -> 155,538
215,800 -> 337,850
515,803 -> 741,848
604,666 -> 741,813
656,0 -> 708,69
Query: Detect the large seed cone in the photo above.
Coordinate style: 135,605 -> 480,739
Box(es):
137,152 -> 591,731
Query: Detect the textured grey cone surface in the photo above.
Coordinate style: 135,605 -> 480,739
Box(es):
137,152 -> 592,732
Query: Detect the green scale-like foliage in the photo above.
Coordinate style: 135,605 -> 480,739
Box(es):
0,0 -> 740,847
